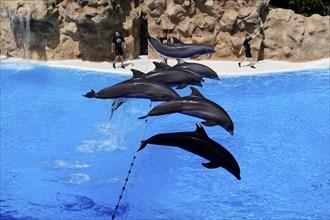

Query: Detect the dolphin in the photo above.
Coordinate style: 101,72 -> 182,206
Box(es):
137,123 -> 241,180
153,61 -> 219,80
139,87 -> 234,135
130,67 -> 203,89
174,60 -> 220,80
83,75 -> 180,101
151,61 -> 205,82
148,35 -> 215,59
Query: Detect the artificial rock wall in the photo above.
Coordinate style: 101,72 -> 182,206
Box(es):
0,0 -> 329,62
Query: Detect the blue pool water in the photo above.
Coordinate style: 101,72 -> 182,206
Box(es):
0,61 -> 329,219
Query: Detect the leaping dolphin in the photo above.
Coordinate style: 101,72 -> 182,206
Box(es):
153,61 -> 219,80
138,123 -> 241,180
174,61 -> 220,80
130,67 -> 204,89
148,35 -> 215,59
83,75 -> 180,101
139,87 -> 234,135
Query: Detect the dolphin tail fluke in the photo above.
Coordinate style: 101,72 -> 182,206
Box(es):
137,141 -> 148,152
202,161 -> 221,169
83,89 -> 96,98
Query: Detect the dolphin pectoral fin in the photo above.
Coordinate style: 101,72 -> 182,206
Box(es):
191,54 -> 201,59
201,120 -> 217,126
202,162 -> 221,169
176,83 -> 188,89
138,115 -> 148,120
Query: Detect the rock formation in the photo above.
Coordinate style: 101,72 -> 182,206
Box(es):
0,0 -> 329,62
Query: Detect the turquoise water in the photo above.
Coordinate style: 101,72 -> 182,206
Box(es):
0,61 -> 329,219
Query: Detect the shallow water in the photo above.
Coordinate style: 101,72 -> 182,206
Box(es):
0,61 -> 329,219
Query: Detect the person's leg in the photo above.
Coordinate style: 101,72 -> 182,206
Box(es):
249,58 -> 255,68
245,50 -> 254,68
113,55 -> 119,68
120,55 -> 124,68
239,57 -> 246,67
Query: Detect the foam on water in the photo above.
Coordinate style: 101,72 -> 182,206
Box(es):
0,60 -> 35,71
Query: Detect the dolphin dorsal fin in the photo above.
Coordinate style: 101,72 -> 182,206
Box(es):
131,69 -> 145,78
153,61 -> 170,69
194,123 -> 208,137
172,37 -> 184,45
189,87 -> 205,98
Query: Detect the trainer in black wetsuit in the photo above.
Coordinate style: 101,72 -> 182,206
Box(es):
112,31 -> 125,69
238,31 -> 260,69
243,37 -> 252,58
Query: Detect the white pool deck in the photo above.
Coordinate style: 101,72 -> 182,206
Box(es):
1,55 -> 329,76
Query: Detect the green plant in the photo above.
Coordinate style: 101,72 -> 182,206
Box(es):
269,0 -> 329,16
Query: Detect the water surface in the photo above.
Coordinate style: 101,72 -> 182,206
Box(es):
0,61 -> 329,219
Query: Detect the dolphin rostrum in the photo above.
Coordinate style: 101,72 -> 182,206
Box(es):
83,75 -> 180,101
148,35 -> 215,59
139,87 -> 234,135
137,123 -> 241,180
130,67 -> 203,89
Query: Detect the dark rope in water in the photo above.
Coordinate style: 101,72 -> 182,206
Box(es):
112,101 -> 152,220
111,153 -> 138,220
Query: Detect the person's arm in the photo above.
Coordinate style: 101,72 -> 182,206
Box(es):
252,31 -> 260,39
239,45 -> 244,55
112,42 -> 115,52
168,36 -> 173,45
122,37 -> 126,49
